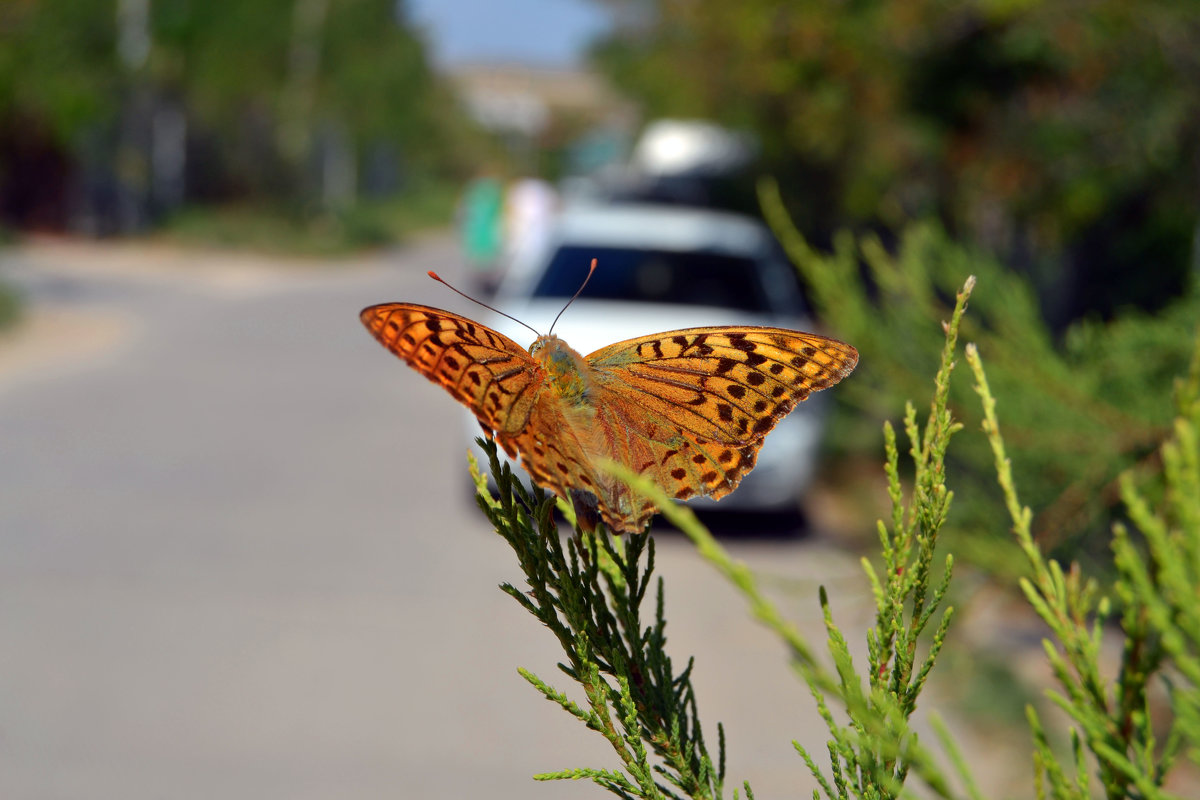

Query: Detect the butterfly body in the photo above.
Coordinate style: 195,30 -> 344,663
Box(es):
531,335 -> 594,407
361,302 -> 858,533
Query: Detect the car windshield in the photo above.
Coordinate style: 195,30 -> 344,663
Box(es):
531,245 -> 771,312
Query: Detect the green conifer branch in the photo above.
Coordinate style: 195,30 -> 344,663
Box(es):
607,277 -> 977,799
462,260 -> 1200,799
475,445 -> 736,799
967,328 -> 1200,798
928,715 -> 985,800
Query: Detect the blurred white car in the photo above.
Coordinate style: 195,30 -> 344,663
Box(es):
465,202 -> 836,517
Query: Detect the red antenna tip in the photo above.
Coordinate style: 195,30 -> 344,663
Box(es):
548,257 -> 599,336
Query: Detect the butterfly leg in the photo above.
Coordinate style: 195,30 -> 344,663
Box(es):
569,488 -> 601,533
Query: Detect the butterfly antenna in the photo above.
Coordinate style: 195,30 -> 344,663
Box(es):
549,258 -> 597,337
427,271 -> 541,338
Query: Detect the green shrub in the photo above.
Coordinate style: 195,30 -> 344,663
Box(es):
460,274 -> 1200,798
0,278 -> 21,331
760,180 -> 1197,571
160,180 -> 458,256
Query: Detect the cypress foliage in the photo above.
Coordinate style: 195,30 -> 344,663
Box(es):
467,275 -> 1200,799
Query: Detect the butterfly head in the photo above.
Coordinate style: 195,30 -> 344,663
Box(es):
530,334 -> 592,405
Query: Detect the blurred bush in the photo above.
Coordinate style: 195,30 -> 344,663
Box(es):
159,180 -> 461,256
0,278 -> 19,332
761,180 -> 1198,573
592,0 -> 1199,326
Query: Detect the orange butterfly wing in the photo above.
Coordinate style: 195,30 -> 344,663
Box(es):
362,304 -> 859,534
360,303 -> 540,436
360,303 -> 607,510
582,327 -> 859,529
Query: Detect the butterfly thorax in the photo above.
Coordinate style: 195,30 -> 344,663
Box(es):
529,335 -> 593,407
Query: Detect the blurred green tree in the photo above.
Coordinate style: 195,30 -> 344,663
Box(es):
0,0 -> 487,232
592,0 -> 1200,324
150,0 -> 473,199
0,0 -> 121,227
0,0 -> 120,139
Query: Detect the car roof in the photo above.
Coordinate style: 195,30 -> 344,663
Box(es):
496,202 -> 785,302
548,202 -> 772,254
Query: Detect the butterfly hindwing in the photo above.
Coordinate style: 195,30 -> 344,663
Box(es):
360,303 -> 543,437
586,390 -> 763,527
495,392 -> 616,523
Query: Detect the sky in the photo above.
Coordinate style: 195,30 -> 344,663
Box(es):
406,0 -> 613,68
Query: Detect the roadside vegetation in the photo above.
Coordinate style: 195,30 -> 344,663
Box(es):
0,278 -> 19,332
0,0 -> 495,252
591,0 -> 1199,328
158,180 -> 461,257
473,267 -> 1200,798
761,187 -> 1200,581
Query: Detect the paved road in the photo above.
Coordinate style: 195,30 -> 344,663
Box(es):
0,238 -> 1013,799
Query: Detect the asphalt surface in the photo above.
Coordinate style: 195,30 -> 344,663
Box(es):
0,237 -> 1015,799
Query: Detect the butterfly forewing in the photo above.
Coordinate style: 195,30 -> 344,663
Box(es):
360,303 -> 621,528
587,327 -> 859,444
583,327 -> 857,510
360,303 -> 542,436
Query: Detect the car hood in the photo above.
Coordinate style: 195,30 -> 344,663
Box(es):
491,299 -> 808,356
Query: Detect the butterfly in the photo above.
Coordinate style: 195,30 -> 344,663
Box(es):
361,296 -> 857,533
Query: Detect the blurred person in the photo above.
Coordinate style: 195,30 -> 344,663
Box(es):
504,176 -> 558,268
457,173 -> 505,293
